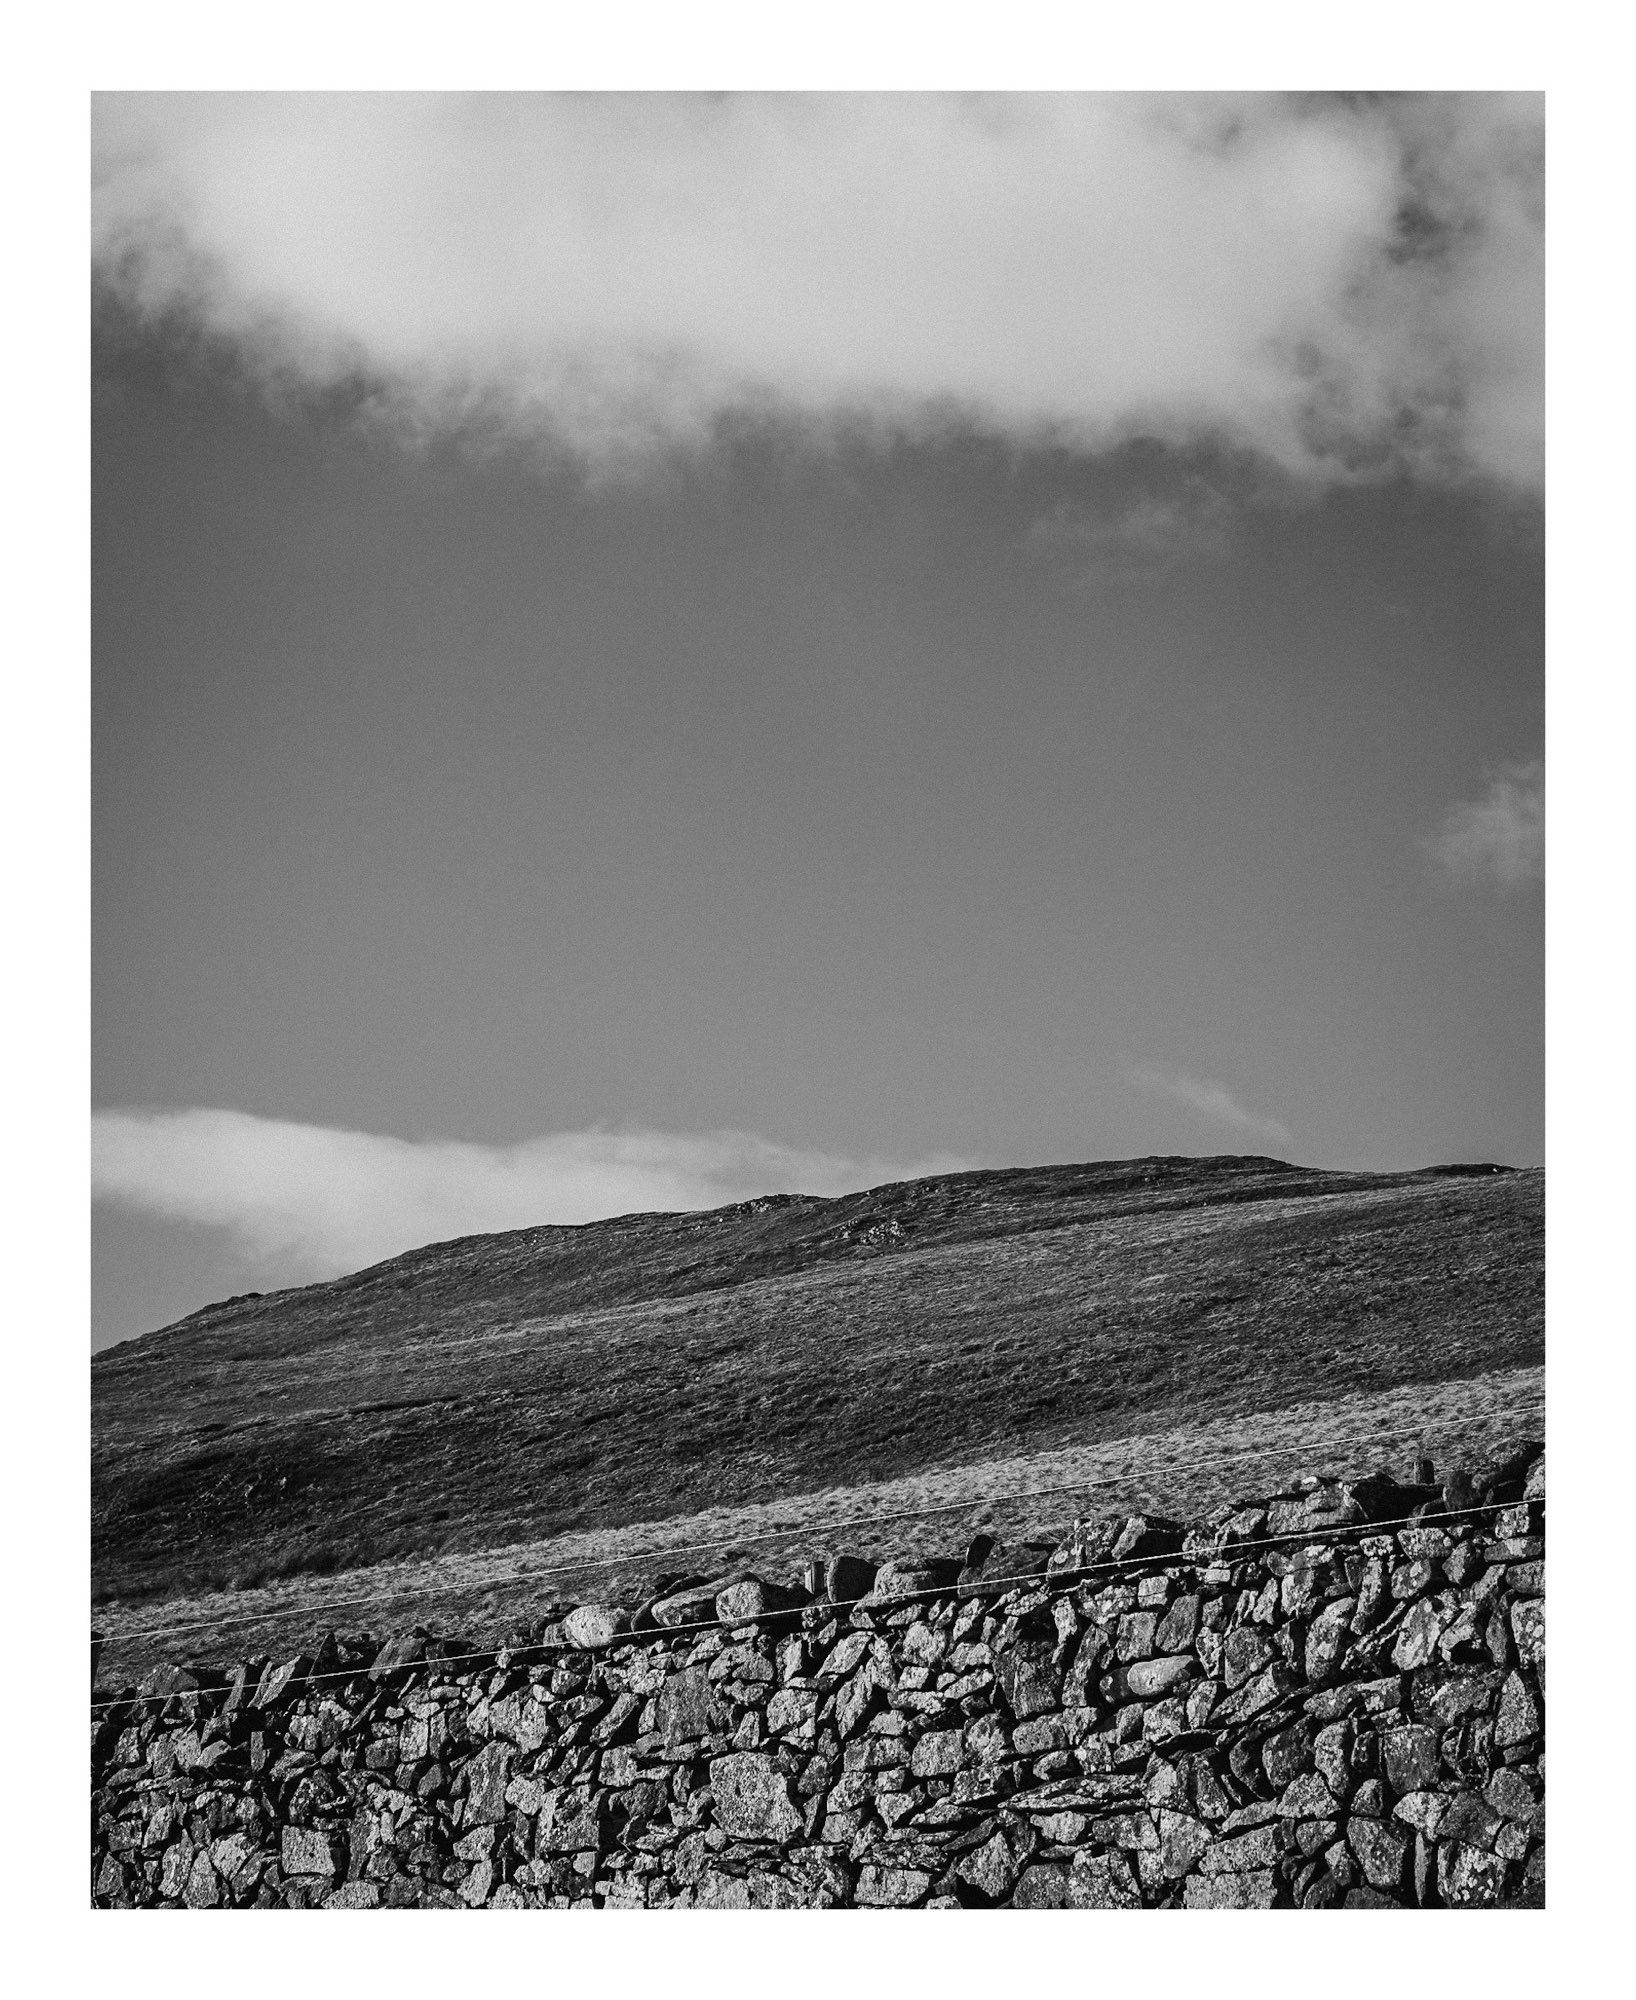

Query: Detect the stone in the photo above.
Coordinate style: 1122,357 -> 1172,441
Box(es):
1116,1611 -> 1160,1661
563,1604 -> 630,1650
1510,1601 -> 1545,1674
367,1632 -> 426,1683
1013,1864 -> 1069,1907
1222,1627 -> 1275,1690
1155,1593 -> 1201,1653
1156,1810 -> 1211,1879
855,1865 -> 931,1907
158,1841 -> 193,1900
1186,1681 -> 1220,1730
1183,1870 -> 1278,1908
1381,1723 -> 1441,1796
765,1687 -> 817,1737
1201,1824 -> 1281,1873
1355,1674 -> 1408,1717
900,1619 -> 946,1667
694,1870 -> 751,1908
1494,1671 -> 1541,1749
1112,1514 -> 1184,1561
1410,1666 -> 1500,1726
1353,1557 -> 1391,1633
817,1631 -> 874,1681
1485,1767 -> 1537,1820
1125,1654 -> 1195,1699
1213,1661 -> 1291,1725
255,1655 -> 314,1709
956,1831 -> 1019,1901
716,1578 -> 806,1627
1189,1761 -> 1233,1824
1392,1791 -> 1449,1839
1142,1697 -> 1189,1744
489,1690 -> 554,1755
910,1727 -> 965,1777
994,1645 -> 1060,1721
1392,1598 -> 1454,1671
964,1712 -> 1010,1767
1066,1850 -> 1141,1909
835,1659 -> 884,1738
1278,1772 -> 1339,1818
867,1559 -> 961,1604
537,1788 -> 605,1854
1305,1597 -> 1356,1681
1281,1562 -> 1323,1617
1438,1841 -> 1510,1908
182,1851 -> 222,1909
655,1666 -> 722,1747
1261,1718 -> 1314,1788
1347,1816 -> 1408,1891
709,1753 -> 802,1843
459,1860 -> 495,1907
463,1739 -> 514,1827
1294,1818 -> 1341,1858
1012,1714 -> 1068,1756
326,1880 -> 382,1909
810,1553 -> 874,1608
280,1826 -> 343,1881
1440,1792 -> 1504,1851
650,1583 -> 726,1628
1484,1604 -> 1514,1671
1312,1719 -> 1354,1801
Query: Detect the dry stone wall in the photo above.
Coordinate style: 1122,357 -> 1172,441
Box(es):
91,1445 -> 1544,1910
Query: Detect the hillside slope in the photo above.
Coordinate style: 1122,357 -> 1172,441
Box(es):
92,1156 -> 1543,1605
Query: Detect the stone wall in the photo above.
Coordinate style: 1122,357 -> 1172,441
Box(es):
90,1444 -> 1544,1909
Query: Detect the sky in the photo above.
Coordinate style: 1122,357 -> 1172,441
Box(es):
90,91 -> 1544,1350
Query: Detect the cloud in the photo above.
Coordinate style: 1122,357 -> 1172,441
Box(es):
1426,759 -> 1544,888
1133,1068 -> 1292,1148
91,1107 -> 974,1285
91,92 -> 1542,488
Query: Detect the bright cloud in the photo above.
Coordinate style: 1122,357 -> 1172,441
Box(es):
1427,759 -> 1545,888
91,92 -> 1542,488
91,1107 -> 973,1282
1132,1068 -> 1293,1148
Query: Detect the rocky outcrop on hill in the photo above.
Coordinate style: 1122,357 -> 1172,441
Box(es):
90,1447 -> 1544,1909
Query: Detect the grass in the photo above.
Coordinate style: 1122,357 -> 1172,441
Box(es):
92,1154 -> 1542,1650
93,1360 -> 1542,1684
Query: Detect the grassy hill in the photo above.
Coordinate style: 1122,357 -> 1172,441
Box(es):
93,1154 -> 1543,1631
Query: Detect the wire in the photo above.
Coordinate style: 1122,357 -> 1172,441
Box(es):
92,1410 -> 1541,1650
89,1497 -> 1539,1714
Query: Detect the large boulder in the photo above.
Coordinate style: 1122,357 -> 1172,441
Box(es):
820,1553 -> 879,1605
650,1579 -> 731,1628
715,1577 -> 808,1627
563,1603 -> 630,1650
864,1557 -> 963,1606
